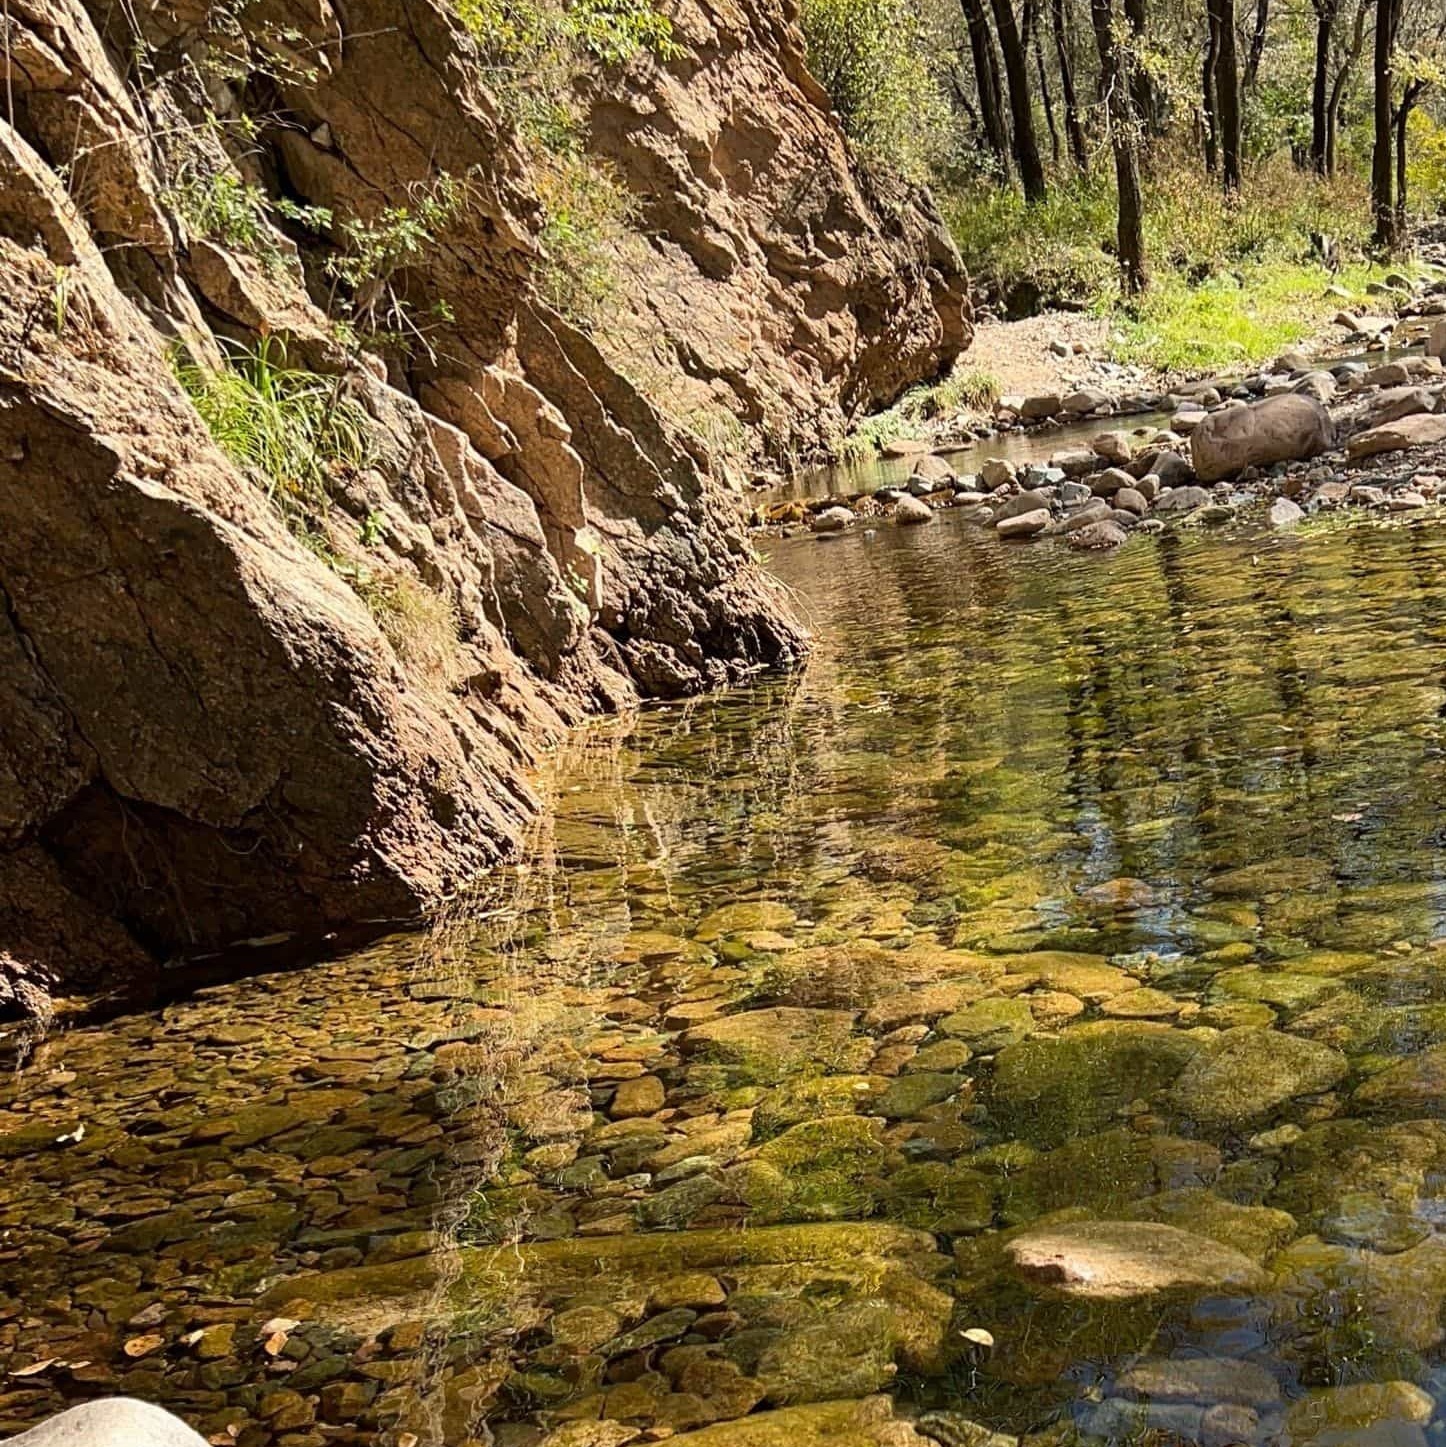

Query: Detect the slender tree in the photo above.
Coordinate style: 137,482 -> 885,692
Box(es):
1326,0 -> 1373,175
1026,0 -> 1064,164
1203,3 -> 1221,171
1050,0 -> 1090,170
991,0 -> 1050,200
1309,0 -> 1338,174
1244,0 -> 1269,86
1122,0 -> 1157,135
1393,72 -> 1428,230
1089,0 -> 1148,292
1209,0 -> 1243,190
1372,0 -> 1402,246
960,0 -> 1013,175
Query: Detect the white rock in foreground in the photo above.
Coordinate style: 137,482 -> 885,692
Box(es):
6,1401 -> 206,1447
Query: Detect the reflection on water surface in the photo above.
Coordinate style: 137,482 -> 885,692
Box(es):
8,516 -> 1446,1447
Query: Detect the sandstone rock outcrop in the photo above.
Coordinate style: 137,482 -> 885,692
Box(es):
577,0 -> 972,466
0,0 -> 963,1011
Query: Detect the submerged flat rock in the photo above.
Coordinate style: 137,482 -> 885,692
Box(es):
665,1396 -> 935,1446
1004,1220 -> 1268,1299
1170,1027 -> 1348,1126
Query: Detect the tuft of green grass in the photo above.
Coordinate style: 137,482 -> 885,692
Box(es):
175,338 -> 372,529
353,569 -> 466,688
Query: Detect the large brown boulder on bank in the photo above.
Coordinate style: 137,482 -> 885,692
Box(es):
1190,395 -> 1335,482
6,0 -> 971,1012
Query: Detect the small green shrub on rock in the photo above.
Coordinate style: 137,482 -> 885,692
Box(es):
175,339 -> 371,531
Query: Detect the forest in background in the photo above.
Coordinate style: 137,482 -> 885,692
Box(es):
800,0 -> 1446,374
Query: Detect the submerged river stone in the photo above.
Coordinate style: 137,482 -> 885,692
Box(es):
991,1022 -> 1201,1146
679,1008 -> 860,1073
664,1396 -> 935,1445
1114,1356 -> 1283,1410
1353,1045 -> 1446,1116
1004,1220 -> 1269,1299
939,998 -> 1035,1051
1169,1027 -> 1348,1126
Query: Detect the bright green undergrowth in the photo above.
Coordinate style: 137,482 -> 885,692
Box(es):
941,155 -> 1428,372
174,339 -> 371,529
1105,259 -> 1403,372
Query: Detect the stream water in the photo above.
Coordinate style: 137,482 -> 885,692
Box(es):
8,514 -> 1446,1447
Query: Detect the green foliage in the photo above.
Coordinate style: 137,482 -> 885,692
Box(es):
1105,258 -> 1400,372
454,0 -> 682,69
798,0 -> 952,180
326,179 -> 461,294
837,406 -> 922,461
175,339 -> 372,530
166,162 -> 332,271
534,151 -> 636,320
1406,111 -> 1446,215
942,153 -> 1404,371
904,366 -> 1002,419
322,176 -> 462,354
453,0 -> 676,326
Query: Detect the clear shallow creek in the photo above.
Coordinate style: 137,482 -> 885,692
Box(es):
8,515 -> 1446,1447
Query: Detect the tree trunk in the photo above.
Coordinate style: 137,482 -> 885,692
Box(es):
1090,0 -> 1148,293
1395,79 -> 1426,234
991,0 -> 1049,201
1051,0 -> 1090,170
1244,0 -> 1269,87
1210,0 -> 1242,191
1310,0 -> 1335,175
1372,0 -> 1400,247
1028,0 -> 1063,166
1123,0 -> 1156,135
1326,0 -> 1370,177
960,0 -> 1013,175
1203,4 -> 1220,172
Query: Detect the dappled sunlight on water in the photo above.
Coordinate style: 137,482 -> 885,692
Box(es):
7,517 -> 1446,1445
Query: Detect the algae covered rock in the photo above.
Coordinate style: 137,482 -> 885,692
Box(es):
1122,1187 -> 1297,1260
998,1130 -> 1220,1224
1169,1027 -> 1348,1127
755,1301 -> 898,1403
1114,1356 -> 1282,1409
680,1008 -> 862,1078
664,1396 -> 936,1446
1353,1045 -> 1446,1116
1210,968 -> 1340,1014
694,902 -> 798,942
750,1116 -> 900,1222
939,997 -> 1035,1052
991,1021 -> 1201,1147
1270,1233 -> 1446,1359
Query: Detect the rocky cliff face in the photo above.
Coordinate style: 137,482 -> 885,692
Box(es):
579,0 -> 972,468
0,0 -> 967,1015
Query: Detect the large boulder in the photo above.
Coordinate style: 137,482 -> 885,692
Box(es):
995,489 -> 1054,522
1190,395 -> 1334,482
1169,1027 -> 1347,1127
0,0 -> 815,1011
1429,315 -> 1446,361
